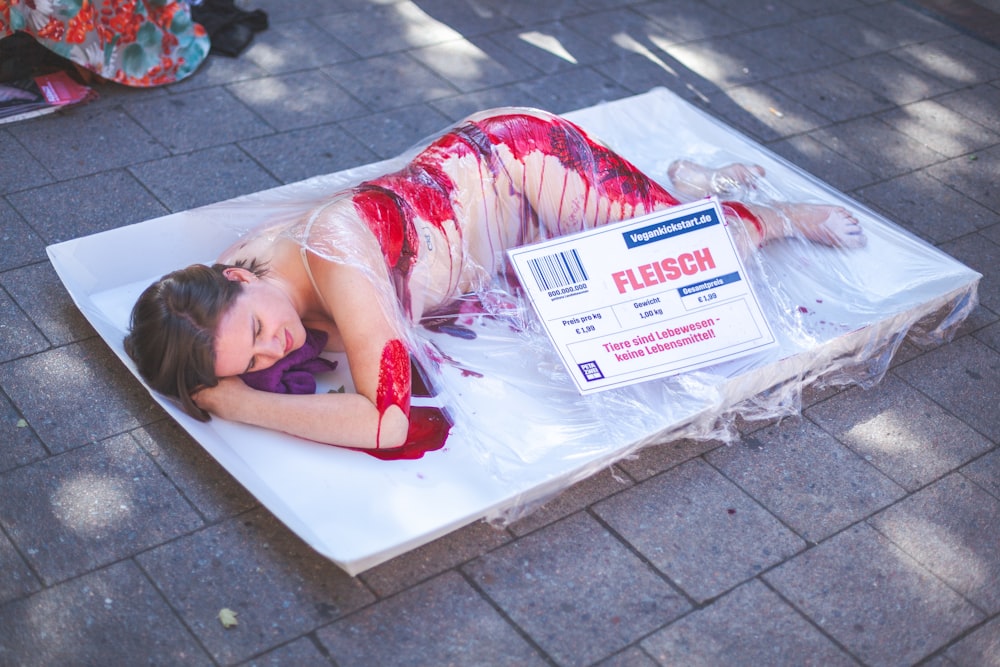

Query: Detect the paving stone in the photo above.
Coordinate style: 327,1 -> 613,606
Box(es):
486,21 -> 608,74
940,234 -> 1000,314
0,528 -> 40,606
0,200 -> 46,272
240,121 -> 378,183
240,636 -> 332,667
314,2 -> 466,58
506,465 -> 632,536
125,86 -> 274,153
870,473 -> 1000,614
849,2 -> 957,45
805,374 -> 992,491
769,69 -> 895,124
660,37 -> 786,90
707,418 -> 905,542
359,519 -> 510,597
429,84 -> 547,121
318,571 -> 546,666
642,579 -> 856,665
856,171 -> 997,244
6,105 -> 169,180
0,129 -> 52,193
840,52 -> 953,106
591,54 -> 715,104
765,523 -> 984,666
633,1 -> 749,41
927,144 -> 1000,212
322,53 -> 460,112
164,51 -> 269,94
131,419 -> 257,523
0,560 -> 211,666
879,99 -> 1000,159
563,7 -> 683,52
242,19 -> 355,75
129,144 -> 281,211
0,261 -> 96,347
465,512 -> 690,667
253,0 -> 353,24
515,67 -> 632,115
0,433 -> 202,584
228,71 -> 368,132
961,449 -> 1000,500
0,285 -> 48,362
707,0 -> 804,28
767,134 -> 878,193
338,104 -> 453,159
733,24 -> 852,75
409,39 -> 537,94
137,507 -> 374,665
410,0 -> 519,36
0,389 -> 47,473
810,117 -> 947,181
614,437 -> 720,481
594,458 -> 804,602
6,169 -> 169,244
796,13 -> 898,58
593,646 -> 659,667
893,40 -> 1000,90
894,336 -> 1000,442
704,83 -> 830,143
934,84 -> 1000,136
942,615 -> 1000,667
0,338 -> 164,452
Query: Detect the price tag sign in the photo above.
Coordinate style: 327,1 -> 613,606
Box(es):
507,198 -> 777,393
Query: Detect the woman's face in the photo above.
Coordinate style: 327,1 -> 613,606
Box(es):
213,270 -> 307,377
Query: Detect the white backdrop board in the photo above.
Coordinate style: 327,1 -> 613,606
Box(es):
48,88 -> 980,575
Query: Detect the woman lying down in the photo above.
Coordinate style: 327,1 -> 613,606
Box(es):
125,108 -> 865,457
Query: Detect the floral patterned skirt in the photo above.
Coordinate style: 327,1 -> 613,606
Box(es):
1,0 -> 210,87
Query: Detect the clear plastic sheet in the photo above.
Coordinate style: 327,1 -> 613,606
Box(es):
48,89 -> 980,573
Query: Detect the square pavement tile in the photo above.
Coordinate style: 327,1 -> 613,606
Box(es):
704,83 -> 829,143
241,19 -> 355,75
593,458 -> 804,602
0,561 -> 211,665
614,437 -> 720,482
0,338 -> 164,453
464,512 -> 690,667
317,572 -> 547,667
131,419 -> 257,523
0,528 -> 40,606
241,636 -> 332,667
707,418 -> 905,542
848,2 -> 956,45
6,170 -> 169,244
878,99 -> 1000,159
359,520 -> 511,598
0,434 -> 202,585
239,122 -> 379,183
6,106 -> 169,180
0,390 -> 47,473
838,53 -> 952,106
322,53 -> 459,112
228,71 -> 368,132
939,235 -> 1000,313
0,285 -> 48,363
856,171 -> 997,244
0,130 -> 52,193
934,84 -> 1000,136
0,200 -> 47,272
894,336 -> 1000,442
869,473 -> 1000,614
485,21 -> 608,74
805,374 -> 992,491
0,261 -> 96,347
508,465 -> 633,536
136,508 -> 374,665
942,616 -> 1000,666
313,2 -> 466,58
810,117 -> 947,181
927,144 -> 1000,213
765,524 -> 984,666
409,39 -> 535,93
767,133 -> 879,193
337,105 -> 453,159
961,448 -> 1000,500
515,68 -> 631,115
129,144 -> 281,212
641,580 -> 856,665
769,69 -> 894,123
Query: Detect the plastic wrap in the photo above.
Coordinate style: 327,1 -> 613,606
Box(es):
48,88 -> 980,574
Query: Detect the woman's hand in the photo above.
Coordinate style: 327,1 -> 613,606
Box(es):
192,377 -> 254,421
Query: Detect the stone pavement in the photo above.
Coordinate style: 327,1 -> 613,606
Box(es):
1,0 -> 999,664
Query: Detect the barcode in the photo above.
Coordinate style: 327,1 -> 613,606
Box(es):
527,248 -> 589,291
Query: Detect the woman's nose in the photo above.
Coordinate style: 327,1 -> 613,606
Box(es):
258,333 -> 284,360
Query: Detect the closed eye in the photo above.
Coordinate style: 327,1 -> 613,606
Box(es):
246,318 -> 262,373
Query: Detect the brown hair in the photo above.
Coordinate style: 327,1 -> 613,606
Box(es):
123,260 -> 266,421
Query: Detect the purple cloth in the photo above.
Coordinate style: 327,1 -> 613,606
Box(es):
239,328 -> 338,394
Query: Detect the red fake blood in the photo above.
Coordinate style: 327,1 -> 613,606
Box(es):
364,340 -> 452,460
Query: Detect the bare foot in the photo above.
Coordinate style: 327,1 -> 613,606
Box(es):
773,203 -> 866,248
